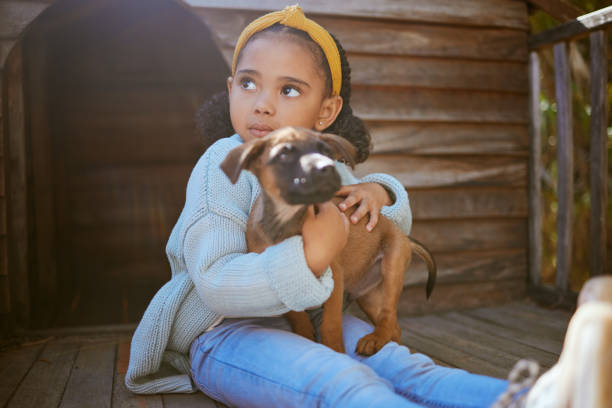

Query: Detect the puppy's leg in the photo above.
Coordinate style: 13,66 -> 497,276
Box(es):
355,234 -> 409,355
319,263 -> 346,353
285,311 -> 315,341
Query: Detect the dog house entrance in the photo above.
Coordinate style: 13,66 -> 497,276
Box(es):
17,0 -> 228,327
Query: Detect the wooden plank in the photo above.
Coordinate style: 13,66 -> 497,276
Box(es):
187,0 -> 529,29
5,41 -> 30,328
491,302 -> 569,333
355,155 -> 527,188
553,42 -> 573,292
0,1 -> 49,38
399,324 -> 509,378
528,5 -> 612,49
411,219 -> 527,253
0,39 -> 16,70
112,337 -> 164,408
0,342 -> 45,406
202,10 -> 529,61
528,51 -> 543,287
398,279 -> 526,316
588,30 -> 608,276
24,29 -> 59,328
402,316 -> 526,371
409,187 -> 528,219
445,311 -> 563,355
466,307 -> 566,341
352,86 -> 528,123
526,0 -> 584,22
163,393 -> 222,408
8,338 -> 79,408
404,249 -> 527,286
368,122 -> 528,155
348,55 -> 528,92
415,313 -> 559,368
59,340 -> 116,408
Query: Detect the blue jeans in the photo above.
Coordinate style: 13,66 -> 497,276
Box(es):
189,314 -> 508,407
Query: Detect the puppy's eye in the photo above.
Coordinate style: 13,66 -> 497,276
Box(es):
278,144 -> 294,161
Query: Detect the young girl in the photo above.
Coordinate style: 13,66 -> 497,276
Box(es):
126,6 -> 610,407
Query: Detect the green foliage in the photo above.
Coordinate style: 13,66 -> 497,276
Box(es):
530,1 -> 611,291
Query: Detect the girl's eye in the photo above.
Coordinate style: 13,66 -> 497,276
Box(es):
281,86 -> 301,97
240,78 -> 256,90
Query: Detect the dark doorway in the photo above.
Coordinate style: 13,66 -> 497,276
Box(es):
21,0 -> 229,327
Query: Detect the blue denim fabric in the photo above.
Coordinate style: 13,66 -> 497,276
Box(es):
189,315 -> 508,407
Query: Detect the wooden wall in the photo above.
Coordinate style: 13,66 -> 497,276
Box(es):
189,0 -> 531,313
0,0 -> 531,331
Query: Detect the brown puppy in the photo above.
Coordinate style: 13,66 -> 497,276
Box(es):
221,126 -> 436,355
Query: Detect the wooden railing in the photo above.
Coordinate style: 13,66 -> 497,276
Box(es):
528,6 -> 611,302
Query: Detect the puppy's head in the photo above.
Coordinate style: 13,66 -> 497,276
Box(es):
220,127 -> 357,205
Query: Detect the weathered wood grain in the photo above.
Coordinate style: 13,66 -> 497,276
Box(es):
404,249 -> 527,286
7,339 -> 79,408
201,10 -> 529,61
352,86 -> 528,123
588,30 -> 608,276
347,55 -> 528,93
553,43 -> 573,292
444,311 -> 563,355
398,279 -> 526,316
0,342 -> 45,406
0,1 -> 49,38
59,340 -> 116,408
526,0 -> 584,22
400,326 -> 509,378
409,187 -> 528,219
413,314 -> 558,368
528,51 -> 542,287
355,155 -> 527,188
368,122 -> 528,155
528,5 -> 612,49
467,307 -> 566,341
187,0 -> 529,29
112,338 -> 164,408
5,41 -> 30,328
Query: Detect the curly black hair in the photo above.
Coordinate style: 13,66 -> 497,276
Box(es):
195,23 -> 371,163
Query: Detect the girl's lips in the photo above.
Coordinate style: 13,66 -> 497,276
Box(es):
248,125 -> 274,138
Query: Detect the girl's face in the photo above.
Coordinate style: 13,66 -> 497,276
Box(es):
228,34 -> 342,142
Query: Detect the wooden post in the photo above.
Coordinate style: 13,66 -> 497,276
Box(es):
589,30 -> 608,276
553,42 -> 573,292
528,51 -> 542,287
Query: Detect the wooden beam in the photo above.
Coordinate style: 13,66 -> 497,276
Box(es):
588,30 -> 608,276
553,43 -> 573,292
526,0 -> 584,22
529,6 -> 612,49
528,51 -> 542,287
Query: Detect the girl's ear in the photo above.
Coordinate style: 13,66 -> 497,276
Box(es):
315,95 -> 343,131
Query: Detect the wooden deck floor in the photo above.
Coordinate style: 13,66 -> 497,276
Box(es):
0,301 -> 571,408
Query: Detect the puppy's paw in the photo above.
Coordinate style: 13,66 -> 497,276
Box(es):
355,333 -> 389,356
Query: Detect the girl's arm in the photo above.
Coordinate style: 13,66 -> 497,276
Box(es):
336,163 -> 412,235
179,140 -> 335,317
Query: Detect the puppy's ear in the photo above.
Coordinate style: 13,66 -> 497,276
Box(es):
220,139 -> 266,184
319,133 -> 357,169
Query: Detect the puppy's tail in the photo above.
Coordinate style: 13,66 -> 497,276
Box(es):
408,237 -> 437,299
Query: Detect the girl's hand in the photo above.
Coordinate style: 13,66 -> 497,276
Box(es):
302,202 -> 349,278
337,183 -> 393,232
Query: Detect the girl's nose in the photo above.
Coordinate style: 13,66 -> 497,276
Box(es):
253,91 -> 275,116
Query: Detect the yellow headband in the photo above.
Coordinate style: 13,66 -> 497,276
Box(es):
231,5 -> 342,96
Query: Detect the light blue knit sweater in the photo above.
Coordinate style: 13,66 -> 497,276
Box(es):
125,134 -> 412,394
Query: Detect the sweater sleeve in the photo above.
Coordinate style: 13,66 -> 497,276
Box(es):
336,162 -> 412,235
183,212 -> 334,316
180,139 -> 333,317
